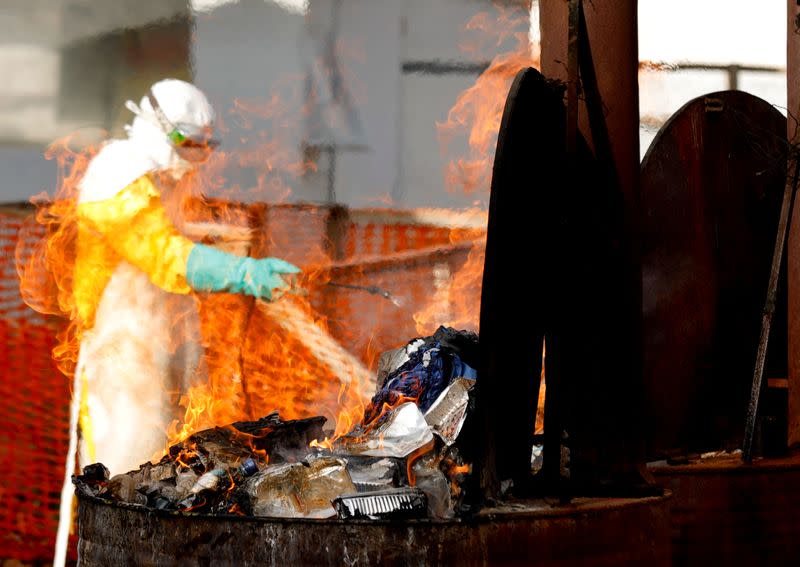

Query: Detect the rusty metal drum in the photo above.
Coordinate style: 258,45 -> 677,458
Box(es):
77,491 -> 671,566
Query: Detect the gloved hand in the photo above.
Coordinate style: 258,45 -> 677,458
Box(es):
186,244 -> 300,300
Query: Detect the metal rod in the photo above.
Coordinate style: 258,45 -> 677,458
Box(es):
401,60 -> 491,75
639,61 -> 783,74
743,151 -> 800,462
727,64 -> 740,91
326,281 -> 402,306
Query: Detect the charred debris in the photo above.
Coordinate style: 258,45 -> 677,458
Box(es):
75,326 -> 479,521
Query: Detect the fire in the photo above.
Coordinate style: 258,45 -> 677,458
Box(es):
310,374 -> 422,452
155,66 -> 378,446
449,463 -> 472,476
166,288 -> 374,447
414,1 -> 547,437
412,236 -> 486,335
17,68 -> 376,461
443,459 -> 473,497
16,136 -> 98,378
17,2 -> 540,468
437,1 -> 539,197
174,443 -> 201,471
414,1 -> 538,336
537,341 -> 545,434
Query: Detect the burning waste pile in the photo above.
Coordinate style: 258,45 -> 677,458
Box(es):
75,327 -> 478,520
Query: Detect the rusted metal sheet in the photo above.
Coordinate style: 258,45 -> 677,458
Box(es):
640,91 -> 787,457
790,0 -> 800,138
476,64 -> 645,499
77,492 -> 671,566
475,67 -> 561,497
651,452 -> 800,566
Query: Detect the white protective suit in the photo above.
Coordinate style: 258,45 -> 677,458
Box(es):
55,79 -> 215,567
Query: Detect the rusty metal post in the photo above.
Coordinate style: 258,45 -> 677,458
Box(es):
727,65 -> 740,91
538,0 -> 643,476
325,204 -> 351,261
539,0 -> 640,203
787,0 -> 800,446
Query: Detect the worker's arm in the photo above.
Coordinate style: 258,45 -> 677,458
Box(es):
78,174 -> 299,299
78,174 -> 194,293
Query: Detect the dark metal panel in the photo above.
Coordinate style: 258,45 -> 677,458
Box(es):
474,68 -> 563,497
475,65 -> 645,498
537,0 -> 645,486
640,91 -> 787,456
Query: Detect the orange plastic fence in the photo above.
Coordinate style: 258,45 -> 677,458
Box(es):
0,212 -> 75,562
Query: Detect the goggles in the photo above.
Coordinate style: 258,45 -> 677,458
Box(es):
147,89 -> 220,150
167,127 -> 220,150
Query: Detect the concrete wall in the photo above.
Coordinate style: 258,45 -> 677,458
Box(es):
191,0 -> 513,208
0,0 -> 513,208
0,0 -> 189,202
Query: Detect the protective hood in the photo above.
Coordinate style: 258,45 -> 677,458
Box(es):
126,79 -> 216,146
79,80 -> 216,203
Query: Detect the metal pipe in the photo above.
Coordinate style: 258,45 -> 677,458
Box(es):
540,0 -> 640,201
539,0 -> 644,480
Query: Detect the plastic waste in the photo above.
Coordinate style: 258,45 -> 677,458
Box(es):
424,377 -> 474,446
338,402 -> 434,459
346,458 -> 398,492
414,465 -> 453,519
246,457 -> 355,518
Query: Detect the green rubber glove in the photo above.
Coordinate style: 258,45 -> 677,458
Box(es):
186,244 -> 301,300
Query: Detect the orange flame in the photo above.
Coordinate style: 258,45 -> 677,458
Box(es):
17,68 -> 376,458
449,463 -> 472,476
16,136 -> 99,377
437,2 -> 538,196
158,61 -> 379,445
18,3 -> 539,466
414,2 -> 537,336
